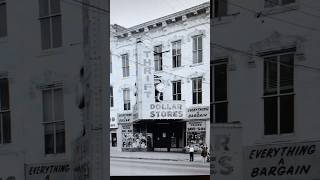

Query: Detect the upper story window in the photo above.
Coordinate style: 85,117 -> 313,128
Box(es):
172,80 -> 182,101
110,86 -> 114,107
39,0 -> 62,50
214,0 -> 228,18
121,54 -> 129,77
42,87 -> 65,154
154,45 -> 163,71
172,41 -> 181,68
110,50 -> 112,74
213,59 -> 228,123
192,35 -> 203,64
210,60 -> 213,123
123,88 -> 130,111
0,0 -> 7,38
192,77 -> 203,104
264,0 -> 296,8
263,51 -> 294,135
0,78 -> 11,144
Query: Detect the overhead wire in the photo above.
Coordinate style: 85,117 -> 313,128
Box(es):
226,0 -> 320,32
61,0 -> 320,73
63,0 -> 109,14
263,0 -> 320,19
111,51 -> 211,85
212,42 -> 320,72
211,0 -> 320,73
62,0 -> 211,73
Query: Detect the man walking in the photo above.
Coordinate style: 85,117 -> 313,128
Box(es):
201,144 -> 208,163
189,144 -> 194,162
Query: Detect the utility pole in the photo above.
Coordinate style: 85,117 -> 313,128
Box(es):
82,0 -> 109,179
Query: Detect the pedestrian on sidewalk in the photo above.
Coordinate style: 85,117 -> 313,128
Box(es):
189,144 -> 194,162
201,144 -> 208,163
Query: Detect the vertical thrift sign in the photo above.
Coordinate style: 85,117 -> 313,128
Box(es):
211,123 -> 243,180
136,40 -> 155,119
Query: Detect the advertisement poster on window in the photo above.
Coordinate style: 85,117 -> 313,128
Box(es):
121,123 -> 133,133
26,161 -> 72,180
244,140 -> 320,180
211,123 -> 242,180
187,120 -> 206,132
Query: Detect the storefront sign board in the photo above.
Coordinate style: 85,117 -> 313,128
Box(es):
118,113 -> 133,124
186,106 -> 210,119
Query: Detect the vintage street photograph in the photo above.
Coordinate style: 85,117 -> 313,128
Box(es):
110,0 -> 211,176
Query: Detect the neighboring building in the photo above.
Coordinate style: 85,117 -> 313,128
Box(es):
110,2 -> 211,153
212,0 -> 320,179
0,0 -> 108,179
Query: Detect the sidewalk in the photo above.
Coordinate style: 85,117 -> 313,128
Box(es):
110,149 -> 209,164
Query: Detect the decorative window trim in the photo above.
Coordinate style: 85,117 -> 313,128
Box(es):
188,72 -> 206,80
261,0 -> 299,15
187,29 -> 206,42
170,35 -> 184,44
38,81 -> 63,90
249,31 -> 306,66
0,71 -> 8,78
212,12 -> 240,26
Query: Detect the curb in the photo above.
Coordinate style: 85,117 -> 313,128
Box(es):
111,156 -> 210,168
111,155 -> 183,162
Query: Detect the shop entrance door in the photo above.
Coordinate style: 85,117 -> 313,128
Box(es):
146,133 -> 153,151
154,123 -> 170,151
153,121 -> 185,152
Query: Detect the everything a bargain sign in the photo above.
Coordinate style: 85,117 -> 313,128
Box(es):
26,161 -> 72,180
244,140 -> 320,180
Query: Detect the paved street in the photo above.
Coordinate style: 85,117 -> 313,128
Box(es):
110,150 -> 207,162
110,157 -> 210,176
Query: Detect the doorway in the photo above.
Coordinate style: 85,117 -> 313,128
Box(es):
111,133 -> 117,147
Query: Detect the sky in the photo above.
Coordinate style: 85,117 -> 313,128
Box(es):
110,0 -> 209,28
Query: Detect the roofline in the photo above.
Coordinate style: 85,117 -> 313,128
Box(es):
128,2 -> 209,30
113,1 -> 210,37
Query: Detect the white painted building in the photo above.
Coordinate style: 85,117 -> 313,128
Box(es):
211,0 -> 320,179
110,2 -> 211,153
0,0 -> 108,179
